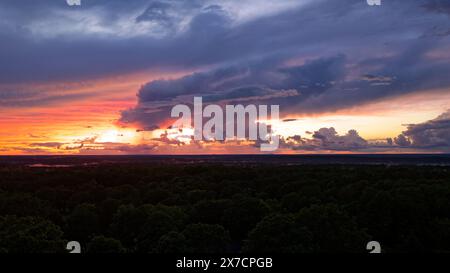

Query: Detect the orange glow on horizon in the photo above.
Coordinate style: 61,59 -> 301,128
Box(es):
1,74 -> 449,155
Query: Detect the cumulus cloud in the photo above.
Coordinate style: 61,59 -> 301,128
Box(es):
393,134 -> 412,147
153,130 -> 188,146
313,128 -> 368,150
280,110 -> 450,153
281,128 -> 369,151
395,110 -> 450,149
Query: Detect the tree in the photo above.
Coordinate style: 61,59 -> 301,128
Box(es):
294,204 -> 370,252
65,203 -> 100,243
191,199 -> 231,225
281,192 -> 319,213
0,192 -> 54,218
109,205 -> 147,248
87,236 -> 125,253
156,231 -> 187,253
136,210 -> 178,253
98,198 -> 121,231
182,224 -> 231,253
243,214 -> 315,253
222,197 -> 269,240
0,216 -> 65,253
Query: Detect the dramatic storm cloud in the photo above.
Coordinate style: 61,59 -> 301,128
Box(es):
114,0 -> 450,129
1,0 -> 450,154
395,110 -> 450,150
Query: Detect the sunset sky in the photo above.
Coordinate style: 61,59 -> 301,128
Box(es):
0,0 -> 449,154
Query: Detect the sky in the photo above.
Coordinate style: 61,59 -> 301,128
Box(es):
0,0 -> 449,154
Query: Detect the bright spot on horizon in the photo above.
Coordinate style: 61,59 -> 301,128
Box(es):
94,128 -> 139,144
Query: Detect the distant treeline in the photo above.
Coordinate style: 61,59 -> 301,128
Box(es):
0,163 -> 449,253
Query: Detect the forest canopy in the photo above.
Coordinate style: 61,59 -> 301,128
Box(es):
0,162 -> 449,253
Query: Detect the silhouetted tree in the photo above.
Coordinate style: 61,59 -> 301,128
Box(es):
222,196 -> 269,240
182,224 -> 231,253
243,214 -> 315,253
294,204 -> 369,252
65,203 -> 100,243
136,210 -> 178,253
87,236 -> 125,253
109,205 -> 147,249
191,199 -> 231,225
156,231 -> 187,253
0,216 -> 65,253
